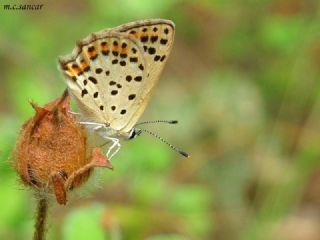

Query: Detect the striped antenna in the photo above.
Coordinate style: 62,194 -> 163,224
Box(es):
136,128 -> 189,158
135,120 -> 178,126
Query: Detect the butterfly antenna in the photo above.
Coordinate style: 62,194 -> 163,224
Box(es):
136,128 -> 189,158
135,120 -> 178,126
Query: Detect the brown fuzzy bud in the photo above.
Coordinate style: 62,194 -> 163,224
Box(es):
14,90 -> 113,204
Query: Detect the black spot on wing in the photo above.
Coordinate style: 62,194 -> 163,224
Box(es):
129,57 -> 138,63
126,75 -> 132,82
134,76 -> 142,82
128,94 -> 136,100
89,54 -> 98,61
71,63 -> 79,69
81,89 -> 88,97
95,68 -> 103,74
140,36 -> 148,42
160,39 -> 168,45
151,36 -> 158,43
88,46 -> 95,52
111,90 -> 118,95
102,50 -> 109,56
88,76 -> 97,84
83,66 -> 90,72
148,47 -> 156,55
154,55 -> 161,61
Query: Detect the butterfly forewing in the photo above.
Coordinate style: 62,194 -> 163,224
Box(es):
59,19 -> 175,134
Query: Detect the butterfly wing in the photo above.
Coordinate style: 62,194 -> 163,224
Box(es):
112,19 -> 175,132
59,19 -> 175,134
59,31 -> 148,131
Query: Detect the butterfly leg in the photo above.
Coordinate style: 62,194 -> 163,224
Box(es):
68,111 -> 81,115
93,125 -> 103,131
79,121 -> 105,127
105,137 -> 121,159
79,121 -> 106,131
78,121 -> 121,159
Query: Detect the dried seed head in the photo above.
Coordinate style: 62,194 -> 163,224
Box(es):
14,90 -> 90,189
13,90 -> 113,204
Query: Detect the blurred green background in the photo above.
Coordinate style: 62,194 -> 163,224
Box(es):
1,0 -> 320,239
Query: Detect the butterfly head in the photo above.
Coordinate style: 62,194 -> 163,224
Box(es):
128,128 -> 142,140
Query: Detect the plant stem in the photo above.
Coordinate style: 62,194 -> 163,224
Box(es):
34,197 -> 48,240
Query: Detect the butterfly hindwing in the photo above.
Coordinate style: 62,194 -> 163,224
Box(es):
59,32 -> 147,130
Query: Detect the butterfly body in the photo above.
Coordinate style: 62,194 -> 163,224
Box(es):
83,121 -> 136,139
59,19 -> 175,158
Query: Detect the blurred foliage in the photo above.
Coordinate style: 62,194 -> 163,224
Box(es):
1,0 -> 320,239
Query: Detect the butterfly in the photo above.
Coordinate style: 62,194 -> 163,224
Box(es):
59,19 -> 188,159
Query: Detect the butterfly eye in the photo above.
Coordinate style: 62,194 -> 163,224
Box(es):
128,128 -> 141,140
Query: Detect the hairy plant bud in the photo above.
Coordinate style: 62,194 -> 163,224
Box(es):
14,90 -> 112,204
